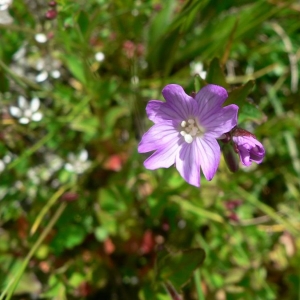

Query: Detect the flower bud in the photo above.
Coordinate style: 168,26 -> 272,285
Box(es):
45,9 -> 57,20
232,127 -> 265,166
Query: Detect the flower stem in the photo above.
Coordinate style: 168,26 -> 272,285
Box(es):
2,202 -> 67,300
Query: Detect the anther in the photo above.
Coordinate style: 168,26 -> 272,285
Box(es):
181,121 -> 187,127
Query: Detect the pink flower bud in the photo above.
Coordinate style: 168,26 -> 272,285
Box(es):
232,130 -> 265,166
45,9 -> 57,20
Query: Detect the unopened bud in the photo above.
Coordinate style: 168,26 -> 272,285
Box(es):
45,9 -> 57,20
232,127 -> 256,138
61,192 -> 78,202
48,1 -> 57,6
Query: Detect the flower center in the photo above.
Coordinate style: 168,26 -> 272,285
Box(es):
179,118 -> 205,143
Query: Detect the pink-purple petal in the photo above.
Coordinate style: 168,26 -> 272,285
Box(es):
144,139 -> 180,170
138,121 -> 179,153
203,105 -> 239,138
162,84 -> 197,120
175,142 -> 201,187
194,84 -> 228,120
233,136 -> 265,166
146,100 -> 183,123
196,137 -> 220,181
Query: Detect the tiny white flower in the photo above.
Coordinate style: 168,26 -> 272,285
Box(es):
0,152 -> 14,173
0,9 -> 12,24
35,33 -> 47,44
51,70 -> 61,79
0,0 -> 12,11
95,51 -> 105,62
35,57 -> 62,83
0,160 -> 5,173
9,96 -> 43,124
190,61 -> 207,79
36,71 -> 48,82
65,149 -> 91,174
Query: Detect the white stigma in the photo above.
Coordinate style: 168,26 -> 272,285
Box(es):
184,134 -> 193,143
179,118 -> 205,143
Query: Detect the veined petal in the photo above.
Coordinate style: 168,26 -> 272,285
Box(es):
175,142 -> 201,187
138,121 -> 179,153
143,138 -> 179,170
146,100 -> 183,123
162,84 -> 197,120
195,84 -> 228,120
202,105 -> 238,138
196,137 -> 220,181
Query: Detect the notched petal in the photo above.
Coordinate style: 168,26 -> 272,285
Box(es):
175,142 -> 201,187
162,84 -> 197,120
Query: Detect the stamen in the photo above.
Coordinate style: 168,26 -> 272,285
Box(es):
184,134 -> 193,144
179,118 -> 206,144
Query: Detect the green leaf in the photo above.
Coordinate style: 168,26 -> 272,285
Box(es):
77,10 -> 89,36
238,101 -> 265,124
103,106 -> 129,139
63,55 -> 86,84
194,74 -> 207,92
50,224 -> 86,253
156,248 -> 205,290
206,58 -> 228,88
226,80 -> 255,105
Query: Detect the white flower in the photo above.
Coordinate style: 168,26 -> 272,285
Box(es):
0,0 -> 13,24
9,96 -> 43,124
0,0 -> 12,11
0,8 -> 12,24
95,51 -> 105,62
190,61 -> 207,79
35,33 -> 47,44
0,152 -> 14,173
35,57 -> 61,82
64,150 -> 91,174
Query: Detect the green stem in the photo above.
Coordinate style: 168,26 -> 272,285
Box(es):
30,184 -> 72,235
0,59 -> 42,91
7,131 -> 55,170
234,186 -> 299,236
2,202 -> 67,300
194,269 -> 205,300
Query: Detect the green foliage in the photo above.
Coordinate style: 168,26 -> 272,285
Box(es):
1,0 -> 300,299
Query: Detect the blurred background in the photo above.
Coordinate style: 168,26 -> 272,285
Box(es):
1,0 -> 300,299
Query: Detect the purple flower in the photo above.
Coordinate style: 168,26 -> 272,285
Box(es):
138,84 -> 238,187
232,135 -> 265,166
